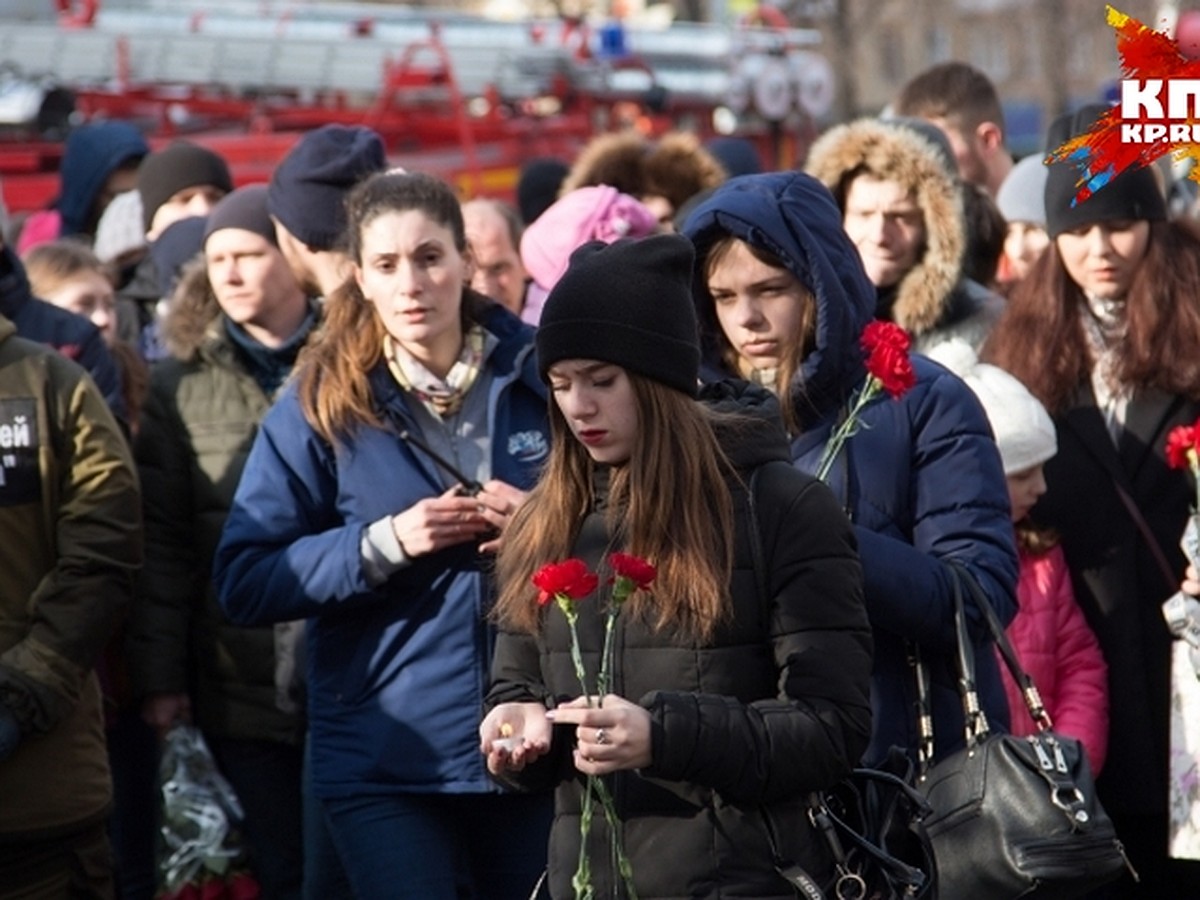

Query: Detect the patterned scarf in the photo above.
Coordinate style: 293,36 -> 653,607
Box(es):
385,325 -> 486,418
736,355 -> 780,394
1080,293 -> 1129,442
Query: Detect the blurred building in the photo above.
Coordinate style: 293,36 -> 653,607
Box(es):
791,0 -> 1162,155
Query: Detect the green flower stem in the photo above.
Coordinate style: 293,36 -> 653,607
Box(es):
814,377 -> 881,483
556,597 -> 591,700
596,607 -> 618,697
573,777 -> 596,900
556,587 -> 638,899
593,776 -> 639,900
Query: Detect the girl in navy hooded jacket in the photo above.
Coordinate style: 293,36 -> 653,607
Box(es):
681,171 -> 1019,766
214,172 -> 552,899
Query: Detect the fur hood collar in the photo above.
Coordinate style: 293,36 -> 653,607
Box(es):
805,118 -> 964,337
161,257 -> 221,361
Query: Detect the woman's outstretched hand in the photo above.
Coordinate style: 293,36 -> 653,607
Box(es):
480,702 -> 553,774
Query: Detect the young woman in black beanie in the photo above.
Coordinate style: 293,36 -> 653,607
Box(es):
984,105 -> 1200,897
481,233 -> 873,899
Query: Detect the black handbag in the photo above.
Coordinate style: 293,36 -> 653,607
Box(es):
913,562 -> 1138,899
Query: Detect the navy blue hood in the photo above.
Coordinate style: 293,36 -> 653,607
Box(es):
681,171 -> 876,429
57,122 -> 149,236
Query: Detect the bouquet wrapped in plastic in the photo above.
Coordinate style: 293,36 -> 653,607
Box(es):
155,724 -> 260,900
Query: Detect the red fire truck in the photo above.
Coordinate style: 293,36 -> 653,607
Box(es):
0,0 -> 835,215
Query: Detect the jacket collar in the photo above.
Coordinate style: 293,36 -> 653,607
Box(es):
0,244 -> 32,319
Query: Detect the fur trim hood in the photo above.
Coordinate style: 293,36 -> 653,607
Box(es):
160,257 -> 221,361
559,131 -> 727,213
805,118 -> 964,337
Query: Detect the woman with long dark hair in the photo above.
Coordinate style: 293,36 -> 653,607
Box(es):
983,105 -> 1200,896
214,171 -> 552,899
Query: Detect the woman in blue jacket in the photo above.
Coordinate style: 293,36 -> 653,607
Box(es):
214,171 -> 552,899
681,171 -> 1019,766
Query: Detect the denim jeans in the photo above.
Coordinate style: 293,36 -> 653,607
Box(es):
210,737 -> 305,900
302,736 -> 353,900
321,791 -> 552,900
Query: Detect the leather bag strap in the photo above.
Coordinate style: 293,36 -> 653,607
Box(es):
943,560 -> 1053,731
1110,477 -> 1179,593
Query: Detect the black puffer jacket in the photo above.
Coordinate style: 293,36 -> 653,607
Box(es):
487,382 -> 873,899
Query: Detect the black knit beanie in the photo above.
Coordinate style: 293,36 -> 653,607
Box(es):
137,142 -> 233,231
204,184 -> 277,247
267,124 -> 386,251
1044,104 -> 1166,238
536,234 -> 700,396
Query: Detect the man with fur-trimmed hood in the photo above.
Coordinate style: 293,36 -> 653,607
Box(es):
805,117 -> 1005,354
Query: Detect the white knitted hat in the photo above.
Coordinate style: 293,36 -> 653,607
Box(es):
927,339 -> 1057,475
93,189 -> 146,263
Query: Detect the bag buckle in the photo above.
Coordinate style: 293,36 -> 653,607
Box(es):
834,870 -> 867,900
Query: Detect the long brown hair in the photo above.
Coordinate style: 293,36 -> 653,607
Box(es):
493,374 -> 736,643
700,235 -> 815,434
294,171 -> 482,444
983,219 -> 1200,414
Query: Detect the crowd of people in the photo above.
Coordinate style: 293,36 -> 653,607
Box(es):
3,57 -> 1200,899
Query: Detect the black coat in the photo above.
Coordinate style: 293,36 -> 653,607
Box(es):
487,383 -> 873,899
1034,384 -> 1200,817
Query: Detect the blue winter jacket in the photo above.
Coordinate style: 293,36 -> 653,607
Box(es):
214,305 -> 550,797
683,171 -> 1019,764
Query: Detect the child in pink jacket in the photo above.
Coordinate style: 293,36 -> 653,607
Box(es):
936,342 -> 1110,773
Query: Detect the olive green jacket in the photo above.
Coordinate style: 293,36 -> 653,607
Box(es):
0,314 -> 142,837
127,274 -> 307,746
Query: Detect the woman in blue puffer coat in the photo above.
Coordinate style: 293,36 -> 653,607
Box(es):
214,171 -> 552,899
681,170 -> 1019,766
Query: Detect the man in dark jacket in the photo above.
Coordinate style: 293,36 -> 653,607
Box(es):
0,311 -> 143,896
129,185 -> 317,899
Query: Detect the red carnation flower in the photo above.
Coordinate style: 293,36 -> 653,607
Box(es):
532,558 -> 598,606
862,322 -> 916,398
1167,423 -> 1198,471
608,553 -> 656,591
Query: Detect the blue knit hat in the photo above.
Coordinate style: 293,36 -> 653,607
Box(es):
267,125 -> 386,251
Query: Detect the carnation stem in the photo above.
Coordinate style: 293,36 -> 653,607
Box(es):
573,777 -> 596,900
558,600 -> 591,701
593,777 -> 639,899
814,378 -> 880,483
596,607 -> 618,698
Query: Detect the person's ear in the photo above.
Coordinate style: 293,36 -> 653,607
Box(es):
976,121 -> 1004,155
462,244 -> 475,283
